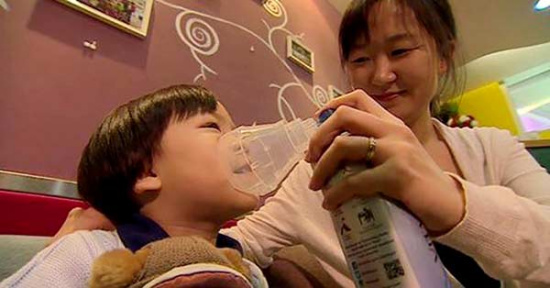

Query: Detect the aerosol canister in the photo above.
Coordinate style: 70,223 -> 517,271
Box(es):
318,109 -> 450,288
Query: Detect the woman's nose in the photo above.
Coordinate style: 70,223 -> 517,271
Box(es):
371,57 -> 397,86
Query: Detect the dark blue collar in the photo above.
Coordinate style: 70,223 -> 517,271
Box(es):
116,213 -> 242,254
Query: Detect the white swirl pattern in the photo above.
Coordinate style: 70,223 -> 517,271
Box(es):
184,18 -> 219,56
312,85 -> 331,107
175,13 -> 219,82
262,0 -> 283,18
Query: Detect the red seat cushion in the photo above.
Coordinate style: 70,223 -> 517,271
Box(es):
221,219 -> 238,229
0,189 -> 88,236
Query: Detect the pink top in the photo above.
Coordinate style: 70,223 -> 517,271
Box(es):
223,120 -> 550,287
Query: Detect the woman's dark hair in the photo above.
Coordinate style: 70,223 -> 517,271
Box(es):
339,0 -> 464,115
77,84 -> 217,224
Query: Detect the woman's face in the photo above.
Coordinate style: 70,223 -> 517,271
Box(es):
344,1 -> 448,125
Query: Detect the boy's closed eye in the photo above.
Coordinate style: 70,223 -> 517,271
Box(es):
202,122 -> 221,132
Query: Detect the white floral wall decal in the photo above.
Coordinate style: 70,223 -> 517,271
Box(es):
156,0 -> 333,121
0,0 -> 10,11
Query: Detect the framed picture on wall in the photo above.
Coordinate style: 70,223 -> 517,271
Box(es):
54,0 -> 154,39
286,36 -> 315,73
328,85 -> 345,98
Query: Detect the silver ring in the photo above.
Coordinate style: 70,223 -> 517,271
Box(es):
365,137 -> 376,162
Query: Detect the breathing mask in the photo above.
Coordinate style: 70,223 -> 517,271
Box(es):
219,118 -> 317,197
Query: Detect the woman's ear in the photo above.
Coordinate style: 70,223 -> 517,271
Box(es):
439,41 -> 456,75
134,172 -> 162,195
439,59 -> 449,75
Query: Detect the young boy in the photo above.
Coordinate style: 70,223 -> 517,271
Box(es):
1,84 -> 265,287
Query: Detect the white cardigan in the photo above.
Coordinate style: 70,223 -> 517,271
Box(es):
223,121 -> 550,287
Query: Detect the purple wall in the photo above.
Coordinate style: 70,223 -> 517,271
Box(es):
0,0 -> 347,180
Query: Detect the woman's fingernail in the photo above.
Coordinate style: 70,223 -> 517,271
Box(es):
309,151 -> 318,162
309,180 -> 321,191
322,201 -> 334,211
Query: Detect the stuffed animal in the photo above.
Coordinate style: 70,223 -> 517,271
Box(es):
89,236 -> 253,288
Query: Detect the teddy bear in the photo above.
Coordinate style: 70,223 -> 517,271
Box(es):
89,236 -> 254,288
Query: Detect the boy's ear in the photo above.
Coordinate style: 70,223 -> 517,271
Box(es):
134,172 -> 162,195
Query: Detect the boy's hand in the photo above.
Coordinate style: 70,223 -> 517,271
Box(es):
48,207 -> 114,246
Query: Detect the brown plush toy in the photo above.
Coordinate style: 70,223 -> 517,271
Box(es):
89,236 -> 252,288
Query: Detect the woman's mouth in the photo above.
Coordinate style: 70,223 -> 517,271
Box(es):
371,91 -> 404,102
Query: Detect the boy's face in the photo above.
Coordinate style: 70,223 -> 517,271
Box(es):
147,103 -> 258,223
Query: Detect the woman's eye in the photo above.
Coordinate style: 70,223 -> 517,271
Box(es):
203,122 -> 221,131
351,56 -> 370,64
391,48 -> 414,57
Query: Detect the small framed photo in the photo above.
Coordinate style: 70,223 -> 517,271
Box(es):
54,0 -> 154,39
286,36 -> 315,73
329,85 -> 344,98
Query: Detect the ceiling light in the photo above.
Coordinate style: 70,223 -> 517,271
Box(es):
535,0 -> 550,11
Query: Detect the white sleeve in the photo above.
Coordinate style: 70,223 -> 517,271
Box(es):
498,130 -> 550,209
221,161 -> 314,268
437,130 -> 550,285
0,231 -> 119,288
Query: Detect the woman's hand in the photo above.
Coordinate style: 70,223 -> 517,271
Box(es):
305,90 -> 465,234
48,207 -> 114,246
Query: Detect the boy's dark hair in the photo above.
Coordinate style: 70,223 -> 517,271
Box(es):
339,0 -> 464,115
77,84 -> 217,224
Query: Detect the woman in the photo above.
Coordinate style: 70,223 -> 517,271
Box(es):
227,0 -> 550,287
47,0 -> 550,287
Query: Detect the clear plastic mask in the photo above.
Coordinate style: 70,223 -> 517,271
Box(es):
219,118 -> 317,197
